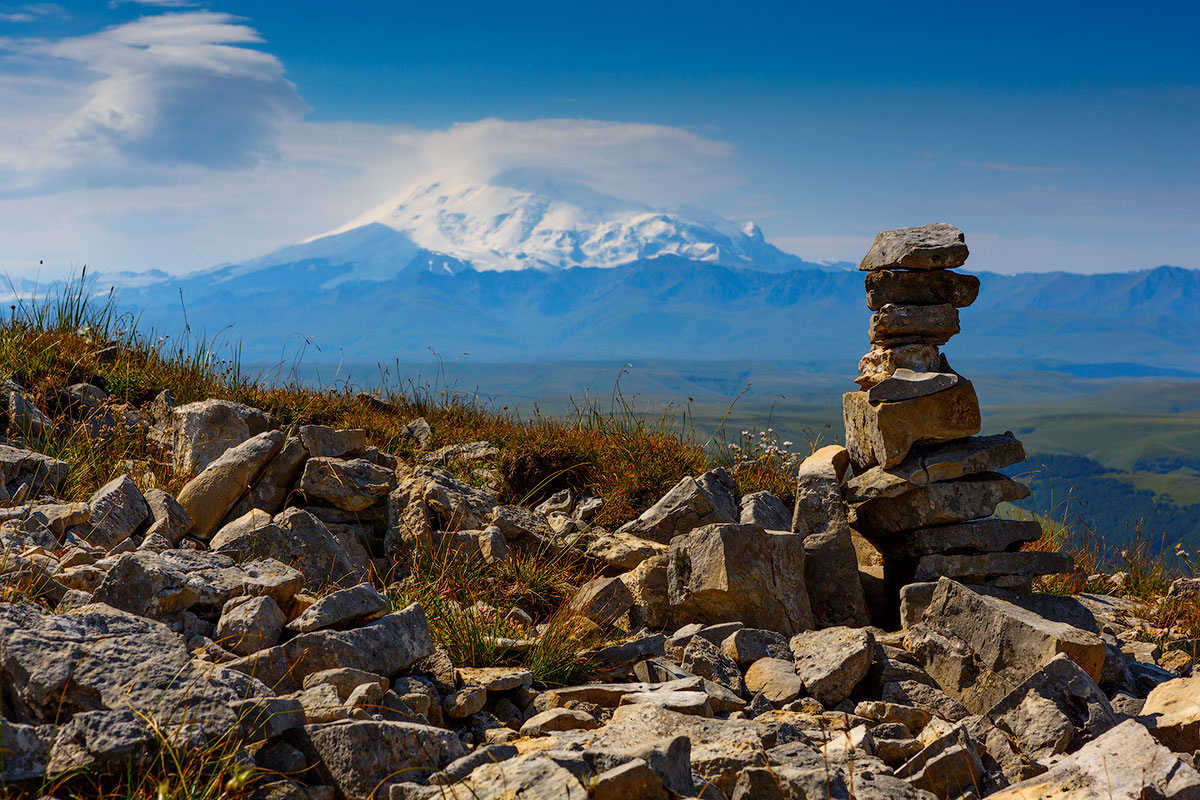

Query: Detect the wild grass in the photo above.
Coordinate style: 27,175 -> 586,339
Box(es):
385,535 -> 605,686
3,711 -> 260,800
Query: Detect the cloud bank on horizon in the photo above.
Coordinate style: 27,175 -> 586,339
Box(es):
0,4 -> 1195,278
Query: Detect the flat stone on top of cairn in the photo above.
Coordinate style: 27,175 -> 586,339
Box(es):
858,222 -> 969,271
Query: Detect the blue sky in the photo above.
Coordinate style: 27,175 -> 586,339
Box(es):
0,0 -> 1196,276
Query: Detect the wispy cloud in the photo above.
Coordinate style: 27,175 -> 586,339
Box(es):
0,3 -> 65,22
0,10 -> 306,188
416,118 -> 736,206
107,0 -> 203,8
960,160 -> 1068,174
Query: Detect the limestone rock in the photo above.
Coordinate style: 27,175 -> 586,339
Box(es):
487,504 -> 552,545
907,578 -> 1106,713
856,344 -> 943,388
869,303 -> 960,345
169,398 -> 274,475
456,666 -> 532,691
299,457 -> 396,512
569,576 -> 634,625
235,436 -> 308,517
0,443 -> 68,502
738,490 -> 791,531
914,550 -> 1074,583
789,626 -> 874,706
681,635 -> 744,695
858,223 -> 968,272
521,708 -> 600,736
214,507 -> 365,591
443,686 -> 487,718
0,718 -> 51,783
850,472 -> 1030,538
882,680 -> 970,723
843,381 -> 981,472
216,595 -> 286,656
865,268 -> 980,310
210,508 -> 278,553
668,523 -> 814,635
792,445 -> 869,628
720,627 -> 791,667
90,550 -> 203,617
580,527 -> 667,570
388,468 -> 497,551
285,583 -> 390,633
744,658 -> 805,705
894,725 -> 984,798
426,754 -> 588,799
299,425 -> 366,458
986,653 -> 1117,764
592,758 -> 668,800
619,690 -> 713,716
305,719 -> 466,800
429,744 -> 519,785
177,429 -> 285,540
620,553 -> 670,630
45,709 -> 154,777
0,603 -> 237,736
891,519 -> 1044,558
987,719 -> 1200,799
580,704 -> 768,797
617,467 -> 738,544
844,432 -> 1027,503
281,602 -> 433,681
74,474 -> 150,551
855,700 -> 931,733
401,417 -> 434,449
866,369 -> 960,403
424,440 -> 498,466
1142,674 -> 1200,752
142,488 -> 193,545
4,384 -> 49,442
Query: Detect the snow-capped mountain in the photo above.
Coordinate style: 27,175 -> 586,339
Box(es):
233,170 -> 820,284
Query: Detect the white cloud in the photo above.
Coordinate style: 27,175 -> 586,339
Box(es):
107,1 -> 202,7
1,11 -> 306,183
416,118 -> 737,207
0,3 -> 64,23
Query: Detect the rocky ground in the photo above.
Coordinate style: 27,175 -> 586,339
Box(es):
1,381 -> 1199,800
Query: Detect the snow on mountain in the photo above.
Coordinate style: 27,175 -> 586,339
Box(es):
308,169 -> 814,276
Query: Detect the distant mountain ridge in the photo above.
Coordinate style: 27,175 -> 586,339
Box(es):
115,174 -> 1200,372
125,256 -> 1200,373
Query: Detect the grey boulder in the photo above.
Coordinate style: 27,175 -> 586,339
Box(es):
618,468 -> 738,544
789,626 -> 875,706
305,719 -> 467,800
668,523 -> 814,636
858,222 -> 969,272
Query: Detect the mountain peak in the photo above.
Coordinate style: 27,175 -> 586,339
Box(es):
312,172 -> 811,274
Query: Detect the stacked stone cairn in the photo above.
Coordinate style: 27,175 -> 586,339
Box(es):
841,223 -> 1074,612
